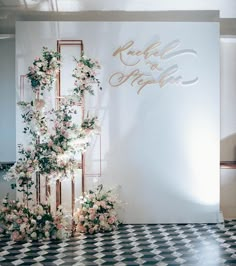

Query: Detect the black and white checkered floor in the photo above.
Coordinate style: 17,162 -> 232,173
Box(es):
1,220 -> 236,265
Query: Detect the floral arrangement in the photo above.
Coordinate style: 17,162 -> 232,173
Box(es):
74,185 -> 121,234
73,54 -> 102,100
18,100 -> 48,138
26,47 -> 61,94
5,102 -> 100,190
2,48 -> 105,241
6,96 -> 100,199
0,195 -> 70,241
5,144 -> 37,202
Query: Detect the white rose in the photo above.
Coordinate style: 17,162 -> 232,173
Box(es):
31,232 -> 37,239
17,202 -> 21,208
37,215 -> 42,220
20,223 -> 26,233
63,143 -> 67,149
36,62 -> 42,67
9,224 -> 13,231
56,230 -> 64,240
38,205 -> 44,215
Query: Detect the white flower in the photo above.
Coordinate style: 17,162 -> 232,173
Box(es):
36,205 -> 44,215
31,232 -> 37,239
37,215 -> 42,220
36,62 -> 42,67
9,224 -> 13,231
56,229 -> 67,240
12,214 -> 17,220
45,231 -> 50,238
20,223 -> 26,233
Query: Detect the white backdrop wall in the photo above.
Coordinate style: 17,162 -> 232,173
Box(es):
16,21 -> 220,223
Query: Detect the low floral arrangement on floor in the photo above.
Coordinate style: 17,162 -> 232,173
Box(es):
74,185 -> 121,234
0,195 -> 70,241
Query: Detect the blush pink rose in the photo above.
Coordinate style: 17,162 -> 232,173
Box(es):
89,228 -> 94,234
46,70 -> 52,75
89,214 -> 96,220
28,167 -> 34,173
16,218 -> 22,224
48,140 -> 53,147
108,216 -> 116,225
100,201 -> 106,208
88,208 -> 95,214
77,225 -> 86,233
79,215 -> 85,222
11,231 -> 21,241
99,215 -> 105,221
23,217 -> 28,223
56,224 -> 63,230
63,132 -> 69,138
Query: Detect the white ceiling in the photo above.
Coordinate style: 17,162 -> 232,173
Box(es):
0,0 -> 235,16
0,0 -> 235,34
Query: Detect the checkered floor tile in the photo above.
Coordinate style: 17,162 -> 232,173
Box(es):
1,220 -> 236,265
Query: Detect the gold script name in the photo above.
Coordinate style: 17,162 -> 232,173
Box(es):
109,40 -> 198,94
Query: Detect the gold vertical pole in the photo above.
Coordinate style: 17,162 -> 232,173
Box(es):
81,96 -> 85,194
71,176 -> 75,235
35,94 -> 41,204
36,172 -> 40,204
56,40 -> 62,210
82,154 -> 85,193
56,180 -> 61,207
45,176 -> 50,201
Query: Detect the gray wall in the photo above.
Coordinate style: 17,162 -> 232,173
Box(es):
220,39 -> 236,161
0,169 -> 16,200
0,38 -> 16,163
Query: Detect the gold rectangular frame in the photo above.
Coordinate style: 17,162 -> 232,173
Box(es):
57,40 -> 84,99
56,40 -> 84,224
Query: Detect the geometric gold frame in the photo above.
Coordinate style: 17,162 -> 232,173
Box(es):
56,40 -> 84,217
